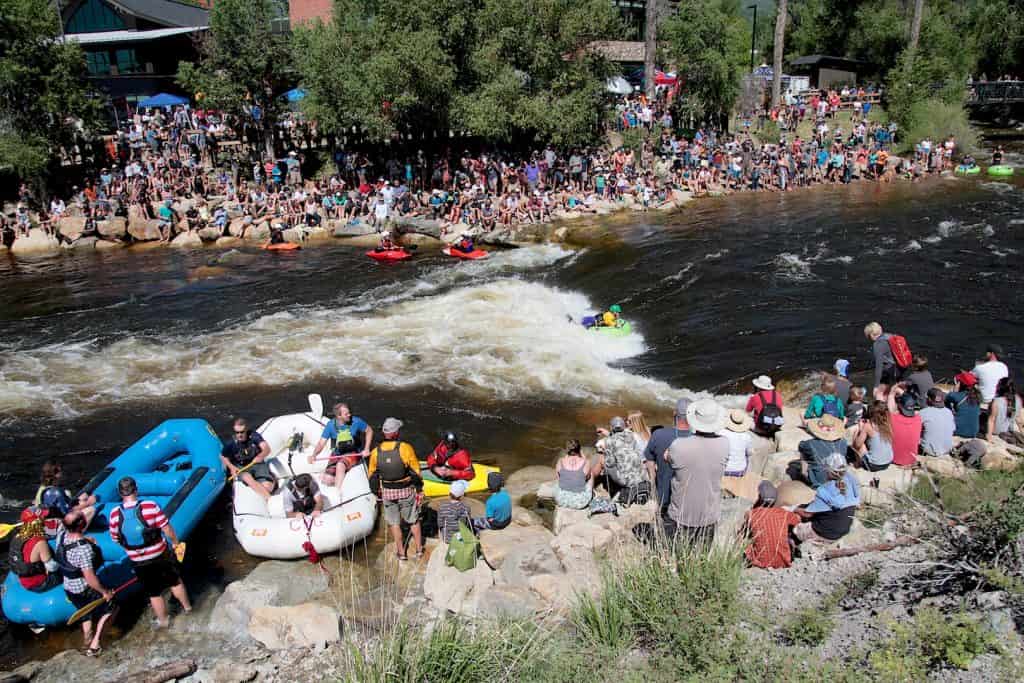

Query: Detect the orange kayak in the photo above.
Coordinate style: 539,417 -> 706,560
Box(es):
263,242 -> 301,251
367,249 -> 412,262
443,247 -> 489,260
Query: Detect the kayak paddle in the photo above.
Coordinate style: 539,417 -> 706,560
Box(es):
0,522 -> 22,541
67,577 -> 137,626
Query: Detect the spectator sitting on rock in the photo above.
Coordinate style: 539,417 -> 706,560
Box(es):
792,453 -> 861,545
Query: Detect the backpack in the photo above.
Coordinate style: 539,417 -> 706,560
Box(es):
887,334 -> 913,369
821,395 -> 843,419
444,521 -> 479,572
757,391 -> 785,435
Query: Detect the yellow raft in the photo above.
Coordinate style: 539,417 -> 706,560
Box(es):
419,462 -> 501,498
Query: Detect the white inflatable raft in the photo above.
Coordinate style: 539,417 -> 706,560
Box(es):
231,395 -> 378,559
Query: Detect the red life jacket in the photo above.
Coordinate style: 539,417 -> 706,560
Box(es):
428,443 -> 474,479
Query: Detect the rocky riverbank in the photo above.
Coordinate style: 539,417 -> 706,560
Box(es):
5,403 -> 1021,682
0,187 -> 693,258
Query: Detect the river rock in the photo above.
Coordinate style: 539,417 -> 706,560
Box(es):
764,451 -> 801,484
282,227 -> 304,243
479,525 -> 555,570
198,227 -> 222,242
511,506 -> 544,527
775,426 -> 809,453
475,585 -> 542,619
10,228 -> 59,255
67,236 -> 98,250
331,219 -> 375,237
128,217 -> 163,241
216,236 -> 243,248
422,540 -> 495,616
216,249 -> 256,266
982,450 -> 1019,471
98,216 -> 127,239
228,218 -> 250,238
504,466 -> 556,505
918,455 -> 969,479
248,603 -> 341,650
536,481 -> 557,504
776,480 -> 815,507
171,231 -> 203,248
208,561 -> 330,638
57,216 -> 86,240
246,222 -> 270,242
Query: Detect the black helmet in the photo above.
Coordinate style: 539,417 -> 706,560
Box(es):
444,431 -> 458,446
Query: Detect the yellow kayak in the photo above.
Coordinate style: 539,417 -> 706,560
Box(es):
419,462 -> 501,498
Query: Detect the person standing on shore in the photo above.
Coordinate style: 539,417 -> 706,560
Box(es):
368,418 -> 424,561
58,511 -> 117,656
664,399 -> 728,545
109,477 -> 192,629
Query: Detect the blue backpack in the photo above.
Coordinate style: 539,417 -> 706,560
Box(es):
821,395 -> 843,419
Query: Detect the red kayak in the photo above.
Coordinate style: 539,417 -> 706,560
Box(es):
366,248 -> 412,262
263,241 -> 301,251
443,247 -> 489,260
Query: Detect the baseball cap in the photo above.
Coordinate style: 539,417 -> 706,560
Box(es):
450,480 -> 468,498
955,371 -> 978,387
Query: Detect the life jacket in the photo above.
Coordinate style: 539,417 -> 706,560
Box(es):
288,480 -> 316,515
756,391 -> 785,435
56,537 -> 103,580
113,503 -> 164,551
331,419 -> 360,456
377,442 -> 411,489
8,535 -> 46,578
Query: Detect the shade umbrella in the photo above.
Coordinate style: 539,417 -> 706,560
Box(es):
137,93 -> 189,109
284,88 -> 307,103
606,76 -> 633,95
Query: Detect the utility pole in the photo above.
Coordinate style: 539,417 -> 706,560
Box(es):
748,4 -> 757,73
644,0 -> 658,99
772,0 -> 787,108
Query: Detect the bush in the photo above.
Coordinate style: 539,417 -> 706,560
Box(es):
619,126 -> 646,154
899,98 -> 981,157
780,607 -> 834,647
572,572 -> 632,652
869,608 -> 998,679
759,120 -> 782,144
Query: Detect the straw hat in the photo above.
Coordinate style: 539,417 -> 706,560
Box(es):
807,414 -> 844,442
686,399 -> 726,434
726,409 -> 750,433
752,375 -> 774,391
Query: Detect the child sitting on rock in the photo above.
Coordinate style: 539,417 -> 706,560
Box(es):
472,473 -> 511,531
437,480 -> 472,543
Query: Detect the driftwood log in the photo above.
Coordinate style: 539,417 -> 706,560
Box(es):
113,659 -> 197,683
824,535 -> 918,560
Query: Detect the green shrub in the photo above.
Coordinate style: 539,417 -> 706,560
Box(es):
869,608 -> 998,679
900,98 -> 981,157
908,467 -> 1024,516
759,120 -> 782,144
619,126 -> 645,154
572,573 -> 632,652
780,607 -> 834,647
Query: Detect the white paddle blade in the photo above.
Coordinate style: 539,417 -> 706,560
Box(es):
307,393 -> 324,419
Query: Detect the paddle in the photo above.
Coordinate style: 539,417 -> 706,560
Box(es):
67,578 -> 137,626
0,522 -> 22,541
229,460 -> 258,481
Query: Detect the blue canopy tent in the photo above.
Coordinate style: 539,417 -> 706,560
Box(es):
137,93 -> 189,109
283,88 -> 307,103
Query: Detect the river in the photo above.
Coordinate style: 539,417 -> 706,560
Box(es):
1,160 -> 1022,662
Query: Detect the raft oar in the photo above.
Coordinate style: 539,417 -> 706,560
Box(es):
67,578 -> 137,626
0,522 -> 22,541
229,460 -> 259,481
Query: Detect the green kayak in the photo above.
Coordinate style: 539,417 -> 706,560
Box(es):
590,321 -> 632,337
988,165 -> 1015,176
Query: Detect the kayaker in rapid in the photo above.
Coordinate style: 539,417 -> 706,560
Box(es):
426,431 -> 475,481
8,507 -> 61,593
221,418 -> 275,500
283,473 -> 324,518
367,417 -> 424,561
454,233 -> 475,254
598,304 -> 623,328
309,402 -> 373,491
58,510 -> 116,656
35,460 -> 97,536
109,476 -> 191,629
376,230 -> 399,252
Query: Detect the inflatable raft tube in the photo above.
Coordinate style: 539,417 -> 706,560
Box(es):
988,165 -> 1015,176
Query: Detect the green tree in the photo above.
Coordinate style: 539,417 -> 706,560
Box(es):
455,0 -> 621,147
176,0 -> 291,156
0,0 -> 98,195
659,0 -> 747,127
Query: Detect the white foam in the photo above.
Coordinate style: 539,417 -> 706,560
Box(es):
704,249 -> 729,260
0,279 -> 679,417
773,252 -> 819,281
904,240 -> 922,251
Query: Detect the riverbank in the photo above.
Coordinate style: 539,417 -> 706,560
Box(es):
4,407 -> 1022,681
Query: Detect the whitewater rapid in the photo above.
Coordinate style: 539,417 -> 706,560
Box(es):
0,246 -> 685,417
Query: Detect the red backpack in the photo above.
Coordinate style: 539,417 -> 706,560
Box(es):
887,334 -> 913,369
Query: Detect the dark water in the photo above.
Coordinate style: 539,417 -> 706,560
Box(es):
1,167 -> 1022,662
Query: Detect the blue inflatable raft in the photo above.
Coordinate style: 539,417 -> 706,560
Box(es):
2,419 -> 225,627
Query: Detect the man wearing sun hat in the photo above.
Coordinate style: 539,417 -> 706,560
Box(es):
798,414 -> 849,488
746,375 -> 785,437
664,399 -> 729,545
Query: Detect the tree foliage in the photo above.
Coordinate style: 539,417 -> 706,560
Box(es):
176,0 -> 291,139
293,0 -> 621,147
659,0 -> 747,126
0,0 -> 98,187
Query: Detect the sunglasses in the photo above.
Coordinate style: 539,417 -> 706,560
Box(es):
234,430 -> 248,436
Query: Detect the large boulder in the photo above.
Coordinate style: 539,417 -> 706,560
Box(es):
918,456 -> 969,479
480,526 -> 560,590
65,236 -> 97,250
198,227 -> 222,242
10,229 -> 60,255
775,427 -> 809,453
170,231 -> 203,248
208,561 -> 330,638
422,541 -> 495,616
511,506 -> 545,527
216,236 -> 242,248
128,217 -> 163,241
282,227 -> 305,244
247,603 -> 341,650
98,217 -> 127,239
245,222 -> 270,242
982,450 -> 1019,472
331,220 -> 376,237
57,216 -> 87,241
504,466 -> 556,505
227,218 -> 250,238
475,585 -> 543,619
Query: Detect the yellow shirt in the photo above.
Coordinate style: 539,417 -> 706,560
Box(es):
368,440 -> 420,477
602,312 -> 618,327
